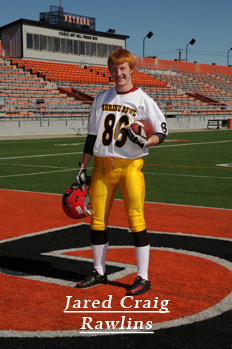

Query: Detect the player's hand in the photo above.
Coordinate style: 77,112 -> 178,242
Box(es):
127,125 -> 148,149
76,167 -> 87,191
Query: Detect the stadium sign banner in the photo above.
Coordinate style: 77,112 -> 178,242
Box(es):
59,31 -> 98,41
64,15 -> 90,27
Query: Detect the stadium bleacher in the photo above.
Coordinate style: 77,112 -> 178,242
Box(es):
0,55 -> 232,121
0,59 -> 92,118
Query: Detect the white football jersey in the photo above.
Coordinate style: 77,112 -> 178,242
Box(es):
87,87 -> 168,159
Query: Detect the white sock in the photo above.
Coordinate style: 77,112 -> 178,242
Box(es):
91,242 -> 108,275
135,245 -> 150,280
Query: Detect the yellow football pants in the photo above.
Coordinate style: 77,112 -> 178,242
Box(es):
89,156 -> 146,232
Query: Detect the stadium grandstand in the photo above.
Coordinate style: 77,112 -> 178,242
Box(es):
0,4 -> 232,136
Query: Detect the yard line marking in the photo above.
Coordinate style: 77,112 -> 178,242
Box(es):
0,169 -> 231,180
0,152 -> 83,160
144,171 -> 232,179
0,140 -> 231,161
216,163 -> 232,168
1,188 -> 230,211
144,163 -> 232,170
154,139 -> 232,148
1,162 -> 230,171
0,163 -> 66,169
54,143 -> 85,146
0,169 -> 77,178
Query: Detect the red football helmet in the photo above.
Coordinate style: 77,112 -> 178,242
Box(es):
62,182 -> 92,219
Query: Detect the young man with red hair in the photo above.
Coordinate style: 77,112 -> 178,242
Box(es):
75,48 -> 168,295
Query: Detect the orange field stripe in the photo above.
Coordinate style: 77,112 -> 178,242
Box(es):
0,189 -> 232,333
1,189 -> 231,240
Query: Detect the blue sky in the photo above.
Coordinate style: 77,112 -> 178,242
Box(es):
1,0 -> 232,67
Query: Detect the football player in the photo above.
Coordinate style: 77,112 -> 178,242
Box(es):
75,48 -> 168,295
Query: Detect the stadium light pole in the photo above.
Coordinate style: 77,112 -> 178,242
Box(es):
227,47 -> 232,66
143,31 -> 153,57
186,38 -> 196,62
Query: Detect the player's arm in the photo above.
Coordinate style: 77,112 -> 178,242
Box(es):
79,153 -> 92,169
128,125 -> 166,149
76,134 -> 97,189
145,132 -> 166,148
79,134 -> 96,167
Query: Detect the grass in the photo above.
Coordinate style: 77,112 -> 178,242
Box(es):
0,129 -> 231,209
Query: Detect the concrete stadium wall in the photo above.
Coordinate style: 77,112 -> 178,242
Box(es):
0,117 -> 89,136
0,115 -> 231,137
166,116 -> 218,130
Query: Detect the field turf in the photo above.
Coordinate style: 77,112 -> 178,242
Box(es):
0,129 -> 231,209
0,129 -> 232,349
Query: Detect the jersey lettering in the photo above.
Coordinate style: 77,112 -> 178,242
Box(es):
102,104 -> 122,112
161,122 -> 167,133
102,114 -> 115,146
102,104 -> 136,117
114,114 -> 130,148
102,113 -> 129,148
121,106 -> 136,116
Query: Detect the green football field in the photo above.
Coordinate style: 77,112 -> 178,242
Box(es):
0,129 -> 231,209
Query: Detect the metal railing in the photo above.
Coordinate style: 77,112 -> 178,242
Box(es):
1,101 -> 231,123
160,103 -> 232,119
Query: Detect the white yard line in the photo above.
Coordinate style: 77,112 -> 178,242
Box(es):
0,139 -> 231,161
143,172 -> 232,180
0,140 -> 231,179
150,139 -> 232,149
0,163 -> 66,169
0,168 -> 77,178
0,152 -> 83,160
